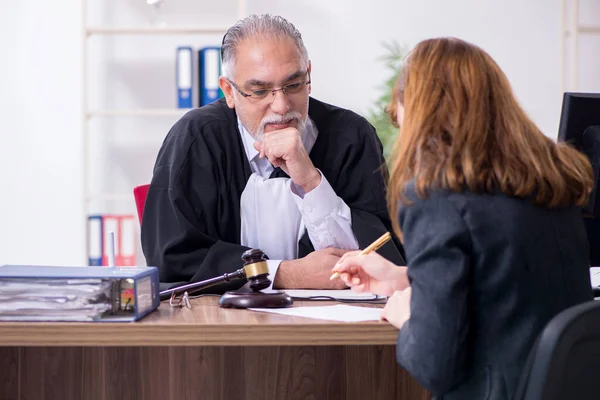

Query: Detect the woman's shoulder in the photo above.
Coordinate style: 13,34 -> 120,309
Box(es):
401,180 -> 545,210
401,180 -> 461,205
399,181 -> 467,221
402,181 -> 583,228
399,182 -> 516,223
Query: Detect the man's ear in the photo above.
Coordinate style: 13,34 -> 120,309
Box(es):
307,60 -> 312,95
219,76 -> 235,108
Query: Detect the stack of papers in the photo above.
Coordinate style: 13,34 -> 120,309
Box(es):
282,289 -> 383,301
0,278 -> 114,321
249,304 -> 383,322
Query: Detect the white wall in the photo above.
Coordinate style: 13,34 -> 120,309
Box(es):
1,0 -> 599,266
0,1 -> 84,265
265,0 -> 600,138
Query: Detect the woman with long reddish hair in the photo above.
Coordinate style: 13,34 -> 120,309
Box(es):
332,38 -> 594,399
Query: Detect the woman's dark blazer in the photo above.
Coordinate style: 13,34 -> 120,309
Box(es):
396,184 -> 593,400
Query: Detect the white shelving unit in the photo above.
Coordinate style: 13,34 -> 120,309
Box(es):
80,0 -> 247,266
560,0 -> 600,93
87,108 -> 192,118
81,0 -> 247,209
86,25 -> 233,35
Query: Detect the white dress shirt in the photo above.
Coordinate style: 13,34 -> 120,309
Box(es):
237,117 -> 359,288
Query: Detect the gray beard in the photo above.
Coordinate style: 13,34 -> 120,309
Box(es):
253,112 -> 307,142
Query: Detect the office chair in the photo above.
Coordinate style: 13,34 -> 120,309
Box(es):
133,184 -> 150,224
514,300 -> 600,400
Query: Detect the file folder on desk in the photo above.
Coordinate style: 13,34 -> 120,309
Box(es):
0,265 -> 160,322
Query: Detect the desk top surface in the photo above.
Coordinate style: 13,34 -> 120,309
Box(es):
0,297 -> 399,347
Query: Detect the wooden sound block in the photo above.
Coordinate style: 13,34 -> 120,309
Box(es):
219,291 -> 293,309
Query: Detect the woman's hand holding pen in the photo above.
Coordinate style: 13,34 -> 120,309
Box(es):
332,251 -> 412,329
331,251 -> 409,297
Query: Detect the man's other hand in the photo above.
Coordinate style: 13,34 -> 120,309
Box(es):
273,248 -> 351,289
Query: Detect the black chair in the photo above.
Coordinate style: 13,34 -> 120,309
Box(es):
514,300 -> 600,400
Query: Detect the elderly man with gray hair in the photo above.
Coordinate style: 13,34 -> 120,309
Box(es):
142,14 -> 404,293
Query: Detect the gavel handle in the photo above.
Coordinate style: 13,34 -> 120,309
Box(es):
159,269 -> 246,300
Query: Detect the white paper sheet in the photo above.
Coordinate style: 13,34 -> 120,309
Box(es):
591,267 -> 600,288
248,304 -> 383,322
282,289 -> 382,301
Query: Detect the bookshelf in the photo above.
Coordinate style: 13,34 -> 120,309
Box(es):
86,26 -> 233,35
82,0 -> 247,265
87,108 -> 192,118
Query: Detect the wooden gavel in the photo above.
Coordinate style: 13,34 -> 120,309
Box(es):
158,248 -> 271,300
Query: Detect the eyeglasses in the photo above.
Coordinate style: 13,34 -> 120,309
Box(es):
226,71 -> 311,102
169,291 -> 192,309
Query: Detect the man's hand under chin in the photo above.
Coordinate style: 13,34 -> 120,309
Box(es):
253,127 -> 321,193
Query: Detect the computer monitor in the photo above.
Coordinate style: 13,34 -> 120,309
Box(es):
558,93 -> 600,149
557,92 -> 600,265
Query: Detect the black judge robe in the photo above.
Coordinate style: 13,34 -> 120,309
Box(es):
141,97 -> 405,292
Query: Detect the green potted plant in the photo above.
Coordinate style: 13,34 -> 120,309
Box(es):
366,41 -> 408,160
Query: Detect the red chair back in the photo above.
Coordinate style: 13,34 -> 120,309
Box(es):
133,184 -> 150,224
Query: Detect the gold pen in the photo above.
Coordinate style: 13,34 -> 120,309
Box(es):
329,232 -> 392,280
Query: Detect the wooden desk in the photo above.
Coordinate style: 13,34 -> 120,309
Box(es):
0,297 -> 429,400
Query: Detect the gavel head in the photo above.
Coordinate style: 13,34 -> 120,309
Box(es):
241,249 -> 271,292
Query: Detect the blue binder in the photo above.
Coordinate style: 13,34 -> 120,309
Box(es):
87,215 -> 103,266
0,265 -> 160,322
176,46 -> 193,108
199,46 -> 223,106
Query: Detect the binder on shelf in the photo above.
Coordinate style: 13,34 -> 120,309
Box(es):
199,46 -> 223,106
87,215 -> 103,266
176,46 -> 193,108
87,214 -> 138,267
118,215 -> 136,266
0,265 -> 160,322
